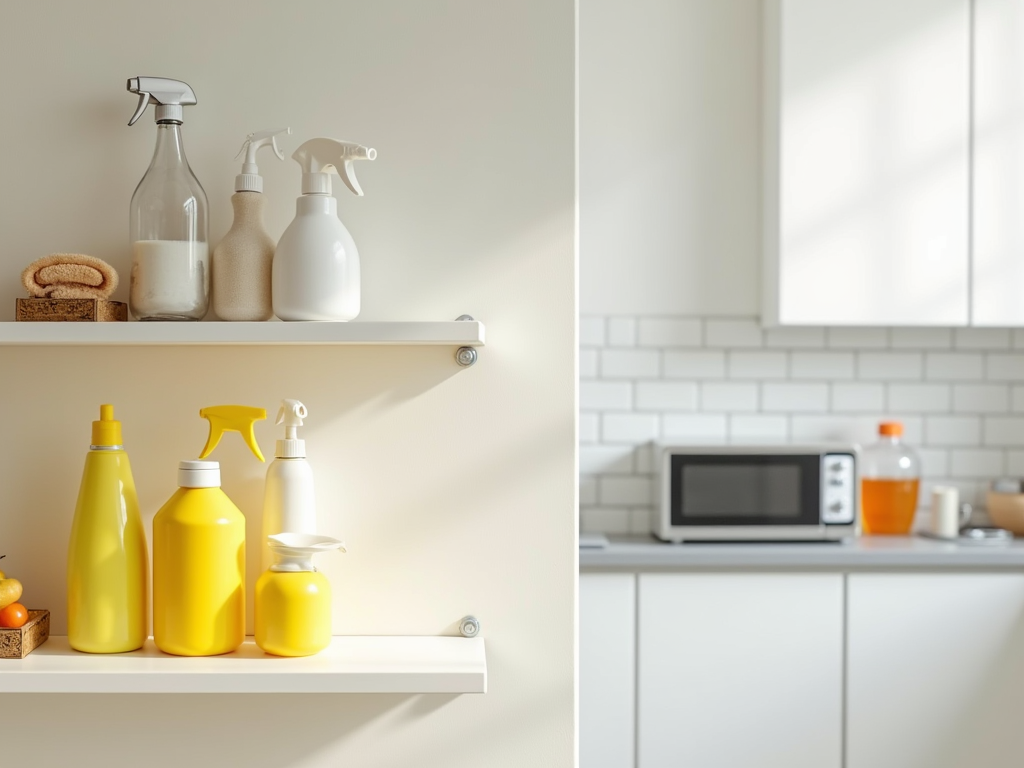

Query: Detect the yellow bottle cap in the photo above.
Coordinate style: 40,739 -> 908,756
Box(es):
91,404 -> 123,447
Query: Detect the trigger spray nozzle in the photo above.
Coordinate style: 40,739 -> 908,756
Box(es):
275,399 -> 309,458
199,405 -> 267,462
126,76 -> 197,125
292,138 -> 377,197
234,127 -> 292,193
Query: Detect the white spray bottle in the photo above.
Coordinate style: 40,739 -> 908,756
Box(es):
212,127 -> 291,321
272,138 -> 376,321
262,399 -> 317,572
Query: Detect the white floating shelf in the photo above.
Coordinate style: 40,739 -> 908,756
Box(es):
0,320 -> 485,347
0,636 -> 487,694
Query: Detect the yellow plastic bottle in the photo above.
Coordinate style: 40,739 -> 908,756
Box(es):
67,405 -> 148,653
255,533 -> 346,657
152,406 -> 266,656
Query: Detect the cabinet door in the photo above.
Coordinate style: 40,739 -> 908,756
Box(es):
638,574 -> 843,768
848,574 -> 1024,768
973,0 -> 1024,324
580,573 -> 637,768
764,0 -> 970,325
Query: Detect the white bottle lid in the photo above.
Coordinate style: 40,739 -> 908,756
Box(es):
275,438 -> 306,458
178,460 -> 221,488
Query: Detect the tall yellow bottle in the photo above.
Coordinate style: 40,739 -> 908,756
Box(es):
152,406 -> 265,656
67,405 -> 148,653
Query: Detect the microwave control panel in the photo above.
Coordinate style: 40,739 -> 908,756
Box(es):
821,453 -> 856,525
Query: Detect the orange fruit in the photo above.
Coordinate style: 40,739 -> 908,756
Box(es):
0,602 -> 28,629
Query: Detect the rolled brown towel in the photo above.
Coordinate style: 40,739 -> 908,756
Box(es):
22,253 -> 119,299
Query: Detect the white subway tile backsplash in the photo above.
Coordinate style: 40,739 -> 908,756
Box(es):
600,476 -> 653,506
638,318 -> 702,348
790,416 -> 862,443
791,352 -> 855,380
950,449 -> 1005,478
579,314 -> 1024,534
917,448 -> 949,477
891,328 -> 953,349
983,417 -> 1024,447
953,385 -> 1009,413
829,328 -> 888,348
926,353 -> 984,381
663,414 -> 728,443
579,348 -> 598,379
988,354 -> 1024,381
888,384 -> 951,413
580,316 -> 605,347
629,509 -> 652,535
859,352 -> 923,380
763,383 -> 829,412
729,415 -> 789,443
729,352 -> 787,379
925,416 -> 982,446
955,328 -> 1012,350
832,383 -> 886,413
701,382 -> 758,412
580,381 -> 632,410
705,319 -> 763,348
664,351 -> 727,379
580,507 -> 630,534
601,349 -> 659,378
607,317 -> 637,347
765,327 -> 825,348
579,445 -> 635,475
636,382 -> 698,411
1008,451 -> 1024,476
602,414 -> 659,443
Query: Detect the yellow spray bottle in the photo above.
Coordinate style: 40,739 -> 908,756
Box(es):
67,405 -> 148,653
152,405 -> 265,656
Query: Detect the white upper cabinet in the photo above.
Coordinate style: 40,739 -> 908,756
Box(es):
764,0 -> 971,326
973,0 -> 1024,325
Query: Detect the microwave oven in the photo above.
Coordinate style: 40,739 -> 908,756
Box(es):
653,445 -> 859,542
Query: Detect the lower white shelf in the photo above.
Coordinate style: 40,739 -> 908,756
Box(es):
0,636 -> 487,694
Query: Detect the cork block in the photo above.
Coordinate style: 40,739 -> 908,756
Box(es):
0,610 -> 49,659
16,298 -> 127,322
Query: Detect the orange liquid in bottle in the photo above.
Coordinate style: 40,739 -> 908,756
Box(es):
861,478 -> 920,535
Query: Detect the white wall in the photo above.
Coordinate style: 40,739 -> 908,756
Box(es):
580,0 -> 762,317
0,2 -> 575,766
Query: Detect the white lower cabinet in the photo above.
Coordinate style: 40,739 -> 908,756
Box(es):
580,573 -> 637,768
637,574 -> 844,768
847,574 -> 1024,768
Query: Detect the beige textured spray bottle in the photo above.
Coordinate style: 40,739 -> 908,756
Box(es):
212,127 -> 291,320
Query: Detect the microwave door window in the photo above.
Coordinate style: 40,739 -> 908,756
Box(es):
680,464 -> 802,519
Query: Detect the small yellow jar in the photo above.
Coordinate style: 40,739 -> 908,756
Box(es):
254,533 -> 346,657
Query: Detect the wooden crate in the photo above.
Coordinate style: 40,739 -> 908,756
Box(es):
0,610 -> 49,659
16,298 -> 127,322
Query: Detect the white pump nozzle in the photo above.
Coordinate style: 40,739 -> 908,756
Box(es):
275,399 -> 308,458
234,127 -> 292,193
292,138 -> 377,197
126,76 -> 197,126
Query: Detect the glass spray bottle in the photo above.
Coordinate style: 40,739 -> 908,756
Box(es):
126,77 -> 209,321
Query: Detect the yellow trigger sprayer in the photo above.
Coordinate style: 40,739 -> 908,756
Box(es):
199,405 -> 267,462
151,404 -> 267,657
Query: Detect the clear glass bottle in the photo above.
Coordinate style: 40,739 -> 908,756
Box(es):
860,421 -> 921,535
129,121 -> 209,320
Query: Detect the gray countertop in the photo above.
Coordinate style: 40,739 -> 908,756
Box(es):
579,534 -> 1024,570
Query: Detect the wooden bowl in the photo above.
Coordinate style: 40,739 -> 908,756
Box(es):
986,492 -> 1024,535
0,609 -> 49,659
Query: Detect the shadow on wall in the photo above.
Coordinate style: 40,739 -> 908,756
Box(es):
7,692 -> 460,768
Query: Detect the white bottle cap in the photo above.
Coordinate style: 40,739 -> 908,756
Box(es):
178,459 -> 221,488
275,438 -> 306,458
